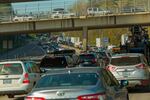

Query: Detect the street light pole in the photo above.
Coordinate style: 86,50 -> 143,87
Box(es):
133,0 -> 136,13
90,0 -> 92,8
148,0 -> 149,12
25,4 -> 27,15
38,2 -> 39,18
105,0 -> 108,10
64,1 -> 66,11
51,0 -> 52,13
75,0 -> 77,14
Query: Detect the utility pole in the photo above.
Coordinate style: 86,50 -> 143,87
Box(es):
38,2 -> 39,18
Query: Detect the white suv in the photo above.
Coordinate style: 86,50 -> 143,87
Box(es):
0,60 -> 41,98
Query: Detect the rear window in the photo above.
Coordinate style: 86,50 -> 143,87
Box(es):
98,52 -> 107,57
35,73 -> 98,88
80,54 -> 96,60
40,57 -> 68,68
111,56 -> 141,66
0,63 -> 23,75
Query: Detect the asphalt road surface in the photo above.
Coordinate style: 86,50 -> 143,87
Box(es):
0,93 -> 150,100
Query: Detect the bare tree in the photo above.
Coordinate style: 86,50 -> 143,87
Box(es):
69,0 -> 88,16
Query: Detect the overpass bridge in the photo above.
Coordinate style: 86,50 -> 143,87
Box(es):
1,12 -> 150,50
0,0 -> 45,3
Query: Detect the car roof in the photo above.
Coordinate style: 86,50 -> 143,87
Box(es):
42,55 -> 66,59
0,60 -> 35,64
111,53 -> 143,58
79,53 -> 96,56
45,67 -> 102,76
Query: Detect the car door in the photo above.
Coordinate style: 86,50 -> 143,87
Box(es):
102,69 -> 128,100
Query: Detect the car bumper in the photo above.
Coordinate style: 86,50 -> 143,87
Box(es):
0,90 -> 27,95
118,79 -> 150,88
0,85 -> 31,95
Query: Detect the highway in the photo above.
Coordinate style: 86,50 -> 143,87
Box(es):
0,92 -> 150,100
0,41 -> 46,60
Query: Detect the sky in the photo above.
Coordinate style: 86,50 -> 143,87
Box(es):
12,0 -> 77,14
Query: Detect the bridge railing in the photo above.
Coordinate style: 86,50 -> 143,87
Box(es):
0,0 -> 150,22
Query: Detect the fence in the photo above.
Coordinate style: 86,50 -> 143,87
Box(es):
0,0 -> 150,22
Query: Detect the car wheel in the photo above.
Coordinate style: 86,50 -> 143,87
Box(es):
127,94 -> 129,100
8,94 -> 14,98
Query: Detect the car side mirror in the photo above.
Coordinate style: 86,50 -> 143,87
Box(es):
120,80 -> 128,87
41,69 -> 46,73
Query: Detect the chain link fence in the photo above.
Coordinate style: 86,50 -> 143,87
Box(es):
0,0 -> 150,22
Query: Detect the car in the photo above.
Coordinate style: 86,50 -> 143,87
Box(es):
12,15 -> 34,22
52,49 -> 79,66
0,60 -> 41,98
39,55 -> 74,72
51,8 -> 76,19
12,16 -> 24,22
78,53 -> 100,67
87,7 -> 111,16
51,10 -> 64,19
107,53 -> 150,89
25,67 -> 129,100
121,6 -> 145,13
96,50 -> 112,67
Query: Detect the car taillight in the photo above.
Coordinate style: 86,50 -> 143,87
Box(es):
23,73 -> 30,84
136,64 -> 146,69
141,80 -> 150,86
92,59 -> 97,63
25,97 -> 45,100
106,65 -> 116,72
77,93 -> 106,100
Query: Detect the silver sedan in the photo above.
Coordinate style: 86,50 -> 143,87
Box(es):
25,67 -> 129,100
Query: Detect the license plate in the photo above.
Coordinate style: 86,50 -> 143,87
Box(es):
123,72 -> 130,77
3,79 -> 12,84
84,62 -> 90,64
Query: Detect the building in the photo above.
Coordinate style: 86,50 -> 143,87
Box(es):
0,4 -> 12,21
0,4 -> 27,54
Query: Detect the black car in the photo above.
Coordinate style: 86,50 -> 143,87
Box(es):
39,56 -> 74,72
79,53 -> 99,67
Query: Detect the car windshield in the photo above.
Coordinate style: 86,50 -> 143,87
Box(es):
111,56 -> 141,66
35,73 -> 98,88
40,57 -> 68,68
0,63 -> 23,75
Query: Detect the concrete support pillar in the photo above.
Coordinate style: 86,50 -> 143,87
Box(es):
82,26 -> 88,51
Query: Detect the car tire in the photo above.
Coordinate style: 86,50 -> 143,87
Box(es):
8,94 -> 14,98
127,94 -> 129,100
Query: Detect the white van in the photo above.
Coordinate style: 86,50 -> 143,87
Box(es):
87,7 -> 111,16
0,60 -> 41,98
